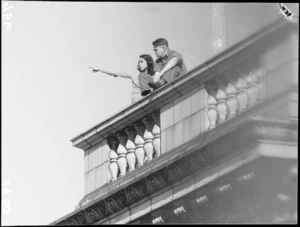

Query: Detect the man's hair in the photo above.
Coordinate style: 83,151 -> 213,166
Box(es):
152,38 -> 169,48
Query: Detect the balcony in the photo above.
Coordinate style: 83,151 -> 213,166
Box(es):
51,18 -> 298,225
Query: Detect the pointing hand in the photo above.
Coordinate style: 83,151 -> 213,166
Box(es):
88,67 -> 100,73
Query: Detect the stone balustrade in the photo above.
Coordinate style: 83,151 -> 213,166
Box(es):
107,111 -> 161,182
205,60 -> 267,129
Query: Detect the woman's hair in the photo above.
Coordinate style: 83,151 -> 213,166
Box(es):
139,54 -> 155,76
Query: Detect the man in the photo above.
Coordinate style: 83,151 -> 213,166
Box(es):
148,38 -> 188,89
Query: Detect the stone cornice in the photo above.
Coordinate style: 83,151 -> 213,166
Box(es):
70,18 -> 296,151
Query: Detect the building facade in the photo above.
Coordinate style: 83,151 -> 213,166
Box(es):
51,4 -> 298,225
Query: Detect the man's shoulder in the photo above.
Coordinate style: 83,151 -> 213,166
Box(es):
168,49 -> 182,58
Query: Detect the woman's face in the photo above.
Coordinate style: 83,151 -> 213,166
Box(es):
138,58 -> 147,72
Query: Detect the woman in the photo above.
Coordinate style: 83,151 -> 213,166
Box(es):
89,54 -> 156,104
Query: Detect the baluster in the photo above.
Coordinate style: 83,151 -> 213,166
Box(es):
225,71 -> 238,118
235,67 -> 249,113
205,81 -> 219,129
143,116 -> 154,163
124,126 -> 137,172
116,132 -> 128,177
133,121 -> 146,167
255,67 -> 266,102
207,95 -> 218,129
245,70 -> 259,107
108,136 -> 119,182
151,111 -> 161,158
216,78 -> 228,123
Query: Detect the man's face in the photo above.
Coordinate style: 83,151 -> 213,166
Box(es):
153,45 -> 165,58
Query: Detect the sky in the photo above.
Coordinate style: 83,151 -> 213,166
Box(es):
2,2 -> 214,225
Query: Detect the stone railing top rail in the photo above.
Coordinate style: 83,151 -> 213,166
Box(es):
70,18 -> 295,150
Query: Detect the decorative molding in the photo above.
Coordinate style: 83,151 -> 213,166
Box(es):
146,171 -> 167,195
105,190 -> 126,215
167,157 -> 193,184
125,180 -> 147,206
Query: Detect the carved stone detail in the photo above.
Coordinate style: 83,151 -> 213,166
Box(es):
224,71 -> 238,118
152,210 -> 166,224
142,116 -> 155,163
133,121 -> 146,167
254,67 -> 266,102
193,192 -> 214,222
189,150 -> 209,171
108,136 -> 119,182
125,181 -> 147,206
116,131 -> 128,177
235,67 -> 249,113
216,89 -> 228,123
146,172 -> 167,195
245,71 -> 259,107
168,157 -> 192,183
92,201 -> 106,220
205,80 -> 219,129
199,143 -> 215,164
56,221 -> 67,226
236,172 -> 256,183
152,215 -> 165,224
196,194 -> 209,206
85,205 -> 104,224
70,211 -> 86,225
124,126 -> 137,172
105,191 -> 126,215
67,218 -> 80,225
212,181 -> 234,211
212,139 -> 230,160
151,111 -> 161,158
226,82 -> 238,118
173,200 -> 187,217
215,77 -> 228,123
207,94 -> 218,129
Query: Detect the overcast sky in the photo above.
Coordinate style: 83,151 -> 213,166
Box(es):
2,1 -> 295,225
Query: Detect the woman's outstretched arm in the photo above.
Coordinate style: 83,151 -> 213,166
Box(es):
88,67 -> 131,79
